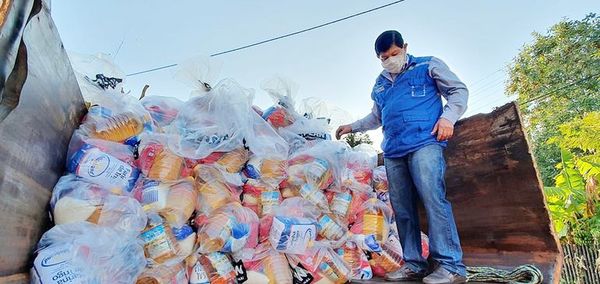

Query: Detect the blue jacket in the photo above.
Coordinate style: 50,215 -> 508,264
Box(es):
351,54 -> 469,158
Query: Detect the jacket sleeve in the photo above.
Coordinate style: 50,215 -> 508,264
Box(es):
429,57 -> 469,124
350,102 -> 382,132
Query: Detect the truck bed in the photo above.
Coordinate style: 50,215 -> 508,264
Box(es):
0,0 -> 562,283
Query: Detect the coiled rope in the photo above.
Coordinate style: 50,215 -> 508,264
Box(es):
467,264 -> 544,284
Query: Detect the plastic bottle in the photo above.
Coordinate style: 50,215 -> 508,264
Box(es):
148,148 -> 183,181
263,252 -> 293,284
330,191 -> 352,218
299,183 -> 329,210
372,247 -> 403,273
305,159 -> 332,189
318,260 -> 349,284
318,214 -> 345,241
160,178 -> 197,227
339,242 -> 361,271
89,110 -> 144,142
260,190 -> 281,216
370,234 -> 404,273
140,213 -> 180,265
362,209 -> 387,242
199,252 -> 236,284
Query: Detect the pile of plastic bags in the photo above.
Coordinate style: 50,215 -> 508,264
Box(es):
31,56 -> 430,283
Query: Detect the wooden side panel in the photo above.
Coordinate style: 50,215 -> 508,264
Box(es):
442,103 -> 562,283
0,0 -> 85,277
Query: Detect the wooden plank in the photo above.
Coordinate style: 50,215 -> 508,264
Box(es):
413,103 -> 562,283
0,0 -> 85,276
0,273 -> 28,284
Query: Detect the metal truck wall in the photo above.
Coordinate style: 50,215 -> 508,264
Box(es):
0,0 -> 85,281
440,103 -> 562,283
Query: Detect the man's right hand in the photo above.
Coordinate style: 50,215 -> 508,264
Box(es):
335,124 -> 353,140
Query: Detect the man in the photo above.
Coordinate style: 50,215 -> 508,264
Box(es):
336,30 -> 468,284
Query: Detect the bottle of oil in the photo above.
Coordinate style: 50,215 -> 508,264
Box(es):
140,213 -> 180,265
263,251 -> 293,284
88,109 -> 144,142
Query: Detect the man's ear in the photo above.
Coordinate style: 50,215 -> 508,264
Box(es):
403,43 -> 408,49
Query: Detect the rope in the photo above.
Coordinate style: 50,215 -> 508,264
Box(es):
467,264 -> 544,284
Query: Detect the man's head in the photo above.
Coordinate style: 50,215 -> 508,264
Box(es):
375,30 -> 408,62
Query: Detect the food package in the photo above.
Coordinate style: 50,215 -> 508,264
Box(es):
31,222 -> 145,284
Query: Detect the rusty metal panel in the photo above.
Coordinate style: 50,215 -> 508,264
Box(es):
0,0 -> 85,277
441,102 -> 562,283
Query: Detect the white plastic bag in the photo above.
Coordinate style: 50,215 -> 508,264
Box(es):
50,175 -> 147,236
167,79 -> 254,159
31,222 -> 145,284
68,52 -> 126,104
140,95 -> 184,129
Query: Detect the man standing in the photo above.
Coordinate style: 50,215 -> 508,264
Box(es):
336,30 -> 468,284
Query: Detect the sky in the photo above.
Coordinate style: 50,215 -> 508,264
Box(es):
51,0 -> 600,148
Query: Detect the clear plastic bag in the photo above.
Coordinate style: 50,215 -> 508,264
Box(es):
68,52 -> 126,104
31,222 -> 145,284
80,92 -> 153,143
269,198 -> 320,254
196,252 -> 237,284
241,179 -> 264,216
195,203 -> 258,254
349,198 -> 393,244
342,144 -> 378,192
174,55 -> 223,98
233,242 -> 294,284
194,164 -> 243,215
167,79 -> 254,160
159,178 -> 198,228
369,233 -> 404,277
287,141 -> 350,192
336,241 -> 373,280
172,224 -> 197,259
140,95 -> 183,129
50,175 -> 147,235
215,147 -> 250,173
316,213 -> 348,246
260,76 -> 300,129
372,166 -> 385,185
290,247 -> 351,284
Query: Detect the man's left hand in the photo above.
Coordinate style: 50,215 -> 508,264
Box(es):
431,118 -> 454,141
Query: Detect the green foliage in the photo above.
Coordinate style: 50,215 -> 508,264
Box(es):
506,13 -> 600,186
344,132 -> 373,148
544,112 -> 600,244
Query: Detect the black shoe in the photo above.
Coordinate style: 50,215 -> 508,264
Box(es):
384,265 -> 426,281
422,266 -> 466,284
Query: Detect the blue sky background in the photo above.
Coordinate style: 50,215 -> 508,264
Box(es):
51,1 -> 599,147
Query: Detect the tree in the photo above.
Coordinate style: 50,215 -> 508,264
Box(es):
506,13 -> 600,186
344,132 -> 373,148
544,112 -> 600,244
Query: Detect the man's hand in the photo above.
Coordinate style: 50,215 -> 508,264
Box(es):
431,118 -> 454,141
335,124 -> 353,140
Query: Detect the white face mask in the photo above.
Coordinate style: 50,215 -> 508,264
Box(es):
381,54 -> 406,74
